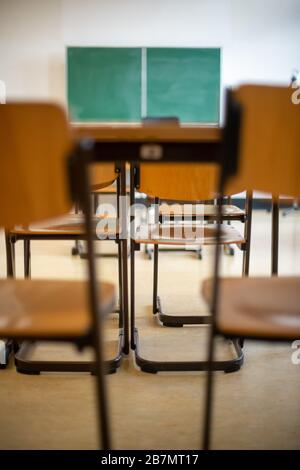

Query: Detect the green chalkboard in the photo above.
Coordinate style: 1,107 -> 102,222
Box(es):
146,48 -> 220,123
67,47 -> 141,122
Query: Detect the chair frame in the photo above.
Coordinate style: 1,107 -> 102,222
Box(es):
5,163 -> 129,375
151,192 -> 252,328
202,88 -> 291,450
68,110 -> 255,385
129,162 -> 244,374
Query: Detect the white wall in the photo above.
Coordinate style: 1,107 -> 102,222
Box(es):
0,0 -> 300,108
0,0 -> 64,100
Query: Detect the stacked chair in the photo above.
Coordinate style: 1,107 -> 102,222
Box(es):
201,85 -> 300,449
5,160 -> 129,374
148,173 -> 252,328
0,102 -> 112,448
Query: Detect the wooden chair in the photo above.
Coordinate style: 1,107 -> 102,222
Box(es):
0,102 -> 113,448
202,85 -> 300,449
6,160 -> 129,375
138,117 -> 251,330
142,118 -> 246,261
130,149 -> 250,373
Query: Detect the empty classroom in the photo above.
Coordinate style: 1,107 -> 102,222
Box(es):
0,0 -> 300,457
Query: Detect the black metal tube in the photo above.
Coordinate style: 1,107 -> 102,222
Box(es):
130,164 -> 136,349
5,232 -> 15,278
271,197 -> 279,275
242,191 -> 253,277
153,197 -> 159,314
116,173 -> 123,329
24,239 -> 31,278
120,162 -> 129,354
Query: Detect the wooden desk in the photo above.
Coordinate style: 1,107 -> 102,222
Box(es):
71,123 -> 221,143
71,124 -> 222,166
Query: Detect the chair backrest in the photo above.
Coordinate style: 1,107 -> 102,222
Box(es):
0,103 -> 73,227
227,85 -> 300,198
139,162 -> 219,201
139,117 -> 220,201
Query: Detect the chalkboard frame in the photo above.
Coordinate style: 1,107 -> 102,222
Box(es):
67,46 -> 221,124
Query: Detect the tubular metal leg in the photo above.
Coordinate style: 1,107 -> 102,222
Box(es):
117,240 -> 123,329
153,244 -> 158,314
271,197 -> 279,276
122,238 -> 129,355
5,233 -> 15,278
202,326 -> 217,450
24,239 -> 31,278
130,240 -> 136,350
116,175 -> 123,329
93,193 -> 99,214
242,192 -> 253,277
92,320 -> 111,449
3,233 -> 15,365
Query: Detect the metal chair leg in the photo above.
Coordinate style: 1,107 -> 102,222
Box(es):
93,193 -> 98,214
271,197 -> 279,276
242,191 -> 253,277
5,232 -> 15,278
130,239 -> 136,350
117,240 -> 123,329
153,244 -> 158,314
93,329 -> 111,450
24,239 -> 31,278
202,326 -> 217,450
122,239 -> 129,355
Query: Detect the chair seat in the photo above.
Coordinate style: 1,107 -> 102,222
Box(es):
134,223 -> 245,246
92,185 -> 130,194
0,279 -> 115,339
202,277 -> 300,340
159,203 -> 245,220
91,181 -> 116,192
10,214 -> 118,236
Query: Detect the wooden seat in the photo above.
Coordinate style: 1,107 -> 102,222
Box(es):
159,203 -> 245,220
203,276 -> 300,340
92,184 -> 130,194
134,223 -> 244,245
0,279 -> 115,339
10,213 -> 118,236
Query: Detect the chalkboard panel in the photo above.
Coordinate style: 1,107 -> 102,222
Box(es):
67,47 -> 141,122
146,48 -> 220,123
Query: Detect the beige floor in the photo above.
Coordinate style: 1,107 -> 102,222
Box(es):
0,210 -> 300,449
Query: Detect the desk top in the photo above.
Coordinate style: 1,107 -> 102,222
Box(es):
71,123 -> 222,143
